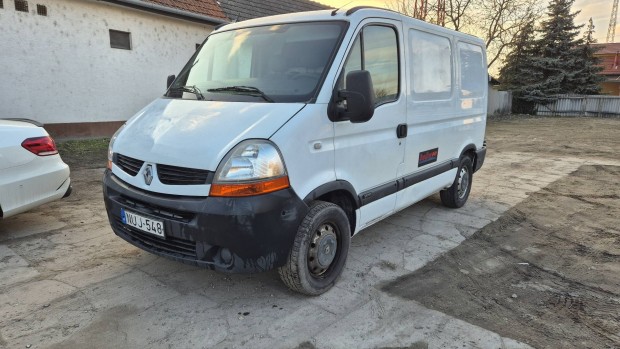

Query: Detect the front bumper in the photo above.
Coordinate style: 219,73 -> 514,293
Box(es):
103,170 -> 308,273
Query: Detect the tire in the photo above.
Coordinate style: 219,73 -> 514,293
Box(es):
278,201 -> 351,296
440,155 -> 473,208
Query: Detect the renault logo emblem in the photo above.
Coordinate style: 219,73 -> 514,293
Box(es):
143,164 -> 153,185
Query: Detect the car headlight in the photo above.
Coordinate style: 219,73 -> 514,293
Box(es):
107,124 -> 125,170
210,140 -> 289,197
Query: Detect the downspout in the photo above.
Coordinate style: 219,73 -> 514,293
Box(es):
97,0 -> 230,25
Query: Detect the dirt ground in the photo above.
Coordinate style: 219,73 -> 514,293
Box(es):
1,116 -> 619,348
384,117 -> 620,349
486,116 -> 620,161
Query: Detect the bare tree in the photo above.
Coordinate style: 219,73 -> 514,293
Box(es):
479,0 -> 539,68
386,0 -> 541,70
447,0 -> 474,31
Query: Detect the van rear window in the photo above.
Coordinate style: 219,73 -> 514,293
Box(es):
458,42 -> 486,98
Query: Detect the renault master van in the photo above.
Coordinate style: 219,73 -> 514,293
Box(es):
103,7 -> 487,295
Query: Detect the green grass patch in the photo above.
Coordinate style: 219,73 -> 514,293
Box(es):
56,138 -> 110,169
56,138 -> 109,155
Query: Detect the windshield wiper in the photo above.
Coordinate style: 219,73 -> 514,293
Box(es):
169,85 -> 205,100
207,86 -> 274,103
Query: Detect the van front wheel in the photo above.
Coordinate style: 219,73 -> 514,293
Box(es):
278,201 -> 351,296
440,155 -> 473,208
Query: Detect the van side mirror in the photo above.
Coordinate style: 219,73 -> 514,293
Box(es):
328,70 -> 375,123
167,74 -> 176,89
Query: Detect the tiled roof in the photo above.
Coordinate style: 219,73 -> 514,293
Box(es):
143,0 -> 228,19
592,43 -> 620,55
593,43 -> 620,75
218,0 -> 331,22
598,55 -> 620,75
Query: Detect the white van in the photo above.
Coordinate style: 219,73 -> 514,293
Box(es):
103,7 -> 487,295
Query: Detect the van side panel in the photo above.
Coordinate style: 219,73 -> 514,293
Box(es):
269,104 -> 336,203
395,26 -> 487,211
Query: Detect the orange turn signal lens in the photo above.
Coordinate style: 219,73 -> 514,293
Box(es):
107,160 -> 113,170
210,176 -> 290,197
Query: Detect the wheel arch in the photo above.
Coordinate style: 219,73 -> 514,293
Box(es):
459,143 -> 478,170
303,180 -> 359,235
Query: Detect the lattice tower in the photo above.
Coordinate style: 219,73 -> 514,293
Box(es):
607,0 -> 619,43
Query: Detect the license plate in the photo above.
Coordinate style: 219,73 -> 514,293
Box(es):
121,208 -> 165,238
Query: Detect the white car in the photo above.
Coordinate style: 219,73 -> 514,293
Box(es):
0,119 -> 71,218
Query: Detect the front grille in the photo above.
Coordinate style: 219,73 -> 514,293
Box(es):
116,154 -> 144,177
157,163 -> 212,185
118,195 -> 195,223
114,217 -> 196,258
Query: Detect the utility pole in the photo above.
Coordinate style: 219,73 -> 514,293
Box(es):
608,0 -> 619,43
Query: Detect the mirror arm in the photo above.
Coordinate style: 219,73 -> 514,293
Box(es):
328,91 -> 347,122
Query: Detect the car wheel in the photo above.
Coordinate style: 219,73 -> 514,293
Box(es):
440,155 -> 473,208
278,201 -> 351,296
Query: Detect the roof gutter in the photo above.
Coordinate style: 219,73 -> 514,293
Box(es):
98,0 -> 229,26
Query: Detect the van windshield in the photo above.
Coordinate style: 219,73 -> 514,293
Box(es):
167,21 -> 347,103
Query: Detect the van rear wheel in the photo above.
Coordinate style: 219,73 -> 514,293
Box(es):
440,155 -> 473,208
278,201 -> 350,296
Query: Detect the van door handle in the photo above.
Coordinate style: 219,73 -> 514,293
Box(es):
396,124 -> 408,138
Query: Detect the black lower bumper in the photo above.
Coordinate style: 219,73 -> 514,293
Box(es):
474,146 -> 487,172
63,184 -> 73,198
102,170 -> 308,273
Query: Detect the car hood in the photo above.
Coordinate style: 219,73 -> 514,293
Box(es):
114,98 -> 305,170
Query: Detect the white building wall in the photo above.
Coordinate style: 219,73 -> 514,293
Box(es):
0,0 -> 214,124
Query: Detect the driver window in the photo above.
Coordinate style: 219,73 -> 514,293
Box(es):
339,25 -> 399,106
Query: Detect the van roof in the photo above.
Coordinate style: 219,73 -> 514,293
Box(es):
215,6 -> 485,46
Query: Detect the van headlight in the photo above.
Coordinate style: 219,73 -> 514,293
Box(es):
107,124 -> 125,170
210,140 -> 290,197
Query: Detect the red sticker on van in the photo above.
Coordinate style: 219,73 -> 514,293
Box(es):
418,148 -> 438,167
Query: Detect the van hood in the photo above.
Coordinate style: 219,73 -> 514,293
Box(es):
114,98 -> 305,170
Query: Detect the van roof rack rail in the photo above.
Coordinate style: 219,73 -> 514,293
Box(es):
332,5 -> 385,16
345,6 -> 381,16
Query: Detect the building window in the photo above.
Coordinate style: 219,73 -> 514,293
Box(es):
109,30 -> 132,50
14,0 -> 28,12
0,0 -> 4,9
36,4 -> 46,16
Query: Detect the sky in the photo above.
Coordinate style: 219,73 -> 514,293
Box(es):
316,0 -> 619,43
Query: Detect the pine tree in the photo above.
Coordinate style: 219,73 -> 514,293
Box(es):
499,22 -> 544,113
573,18 -> 604,95
498,0 -> 605,114
535,0 -> 583,97
499,22 -> 538,91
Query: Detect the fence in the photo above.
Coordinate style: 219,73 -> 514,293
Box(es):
488,89 -> 512,116
536,95 -> 620,117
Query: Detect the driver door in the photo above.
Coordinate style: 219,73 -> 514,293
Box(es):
333,20 -> 407,231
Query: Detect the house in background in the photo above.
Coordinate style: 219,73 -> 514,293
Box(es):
0,0 -> 328,138
593,42 -> 620,96
218,0 -> 328,22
